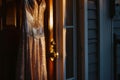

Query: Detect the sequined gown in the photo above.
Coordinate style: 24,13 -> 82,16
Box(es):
16,0 -> 47,80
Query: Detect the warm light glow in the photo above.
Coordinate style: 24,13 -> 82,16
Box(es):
49,0 -> 53,30
63,0 -> 66,25
50,57 -> 54,61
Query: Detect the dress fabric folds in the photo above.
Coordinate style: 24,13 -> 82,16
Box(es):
16,0 -> 47,80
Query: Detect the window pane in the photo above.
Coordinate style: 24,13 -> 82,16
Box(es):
66,0 -> 73,26
66,28 -> 74,78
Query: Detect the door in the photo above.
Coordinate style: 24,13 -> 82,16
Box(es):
55,0 -> 77,79
53,0 -> 78,79
65,0 -> 77,79
45,0 -> 57,80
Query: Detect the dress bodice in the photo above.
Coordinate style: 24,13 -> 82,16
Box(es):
25,0 -> 46,39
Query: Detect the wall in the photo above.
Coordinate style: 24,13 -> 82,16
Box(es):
77,0 -> 114,79
88,0 -> 99,80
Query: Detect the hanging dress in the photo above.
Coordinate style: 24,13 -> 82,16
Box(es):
16,0 -> 47,80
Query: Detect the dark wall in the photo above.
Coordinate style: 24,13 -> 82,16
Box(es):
113,17 -> 120,80
0,26 -> 21,80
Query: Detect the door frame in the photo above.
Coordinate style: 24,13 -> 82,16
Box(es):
55,0 -> 77,79
54,0 -> 114,80
98,0 -> 113,80
55,0 -> 89,80
55,0 -> 64,79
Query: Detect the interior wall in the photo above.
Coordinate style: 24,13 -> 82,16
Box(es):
0,0 -> 21,80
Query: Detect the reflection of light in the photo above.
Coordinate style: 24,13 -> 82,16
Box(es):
49,60 -> 54,79
15,9 -> 16,27
63,0 -> 66,25
49,0 -> 53,30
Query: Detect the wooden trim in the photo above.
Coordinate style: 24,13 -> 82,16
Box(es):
73,0 -> 77,79
96,0 -> 100,80
76,0 -> 81,79
113,33 -> 120,80
79,0 -> 88,80
55,0 -> 64,80
99,0 -> 113,80
84,0 -> 88,79
114,34 -> 117,80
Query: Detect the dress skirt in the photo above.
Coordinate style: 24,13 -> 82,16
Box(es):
16,32 -> 47,80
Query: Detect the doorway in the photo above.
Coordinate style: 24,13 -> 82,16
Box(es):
55,0 -> 78,80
